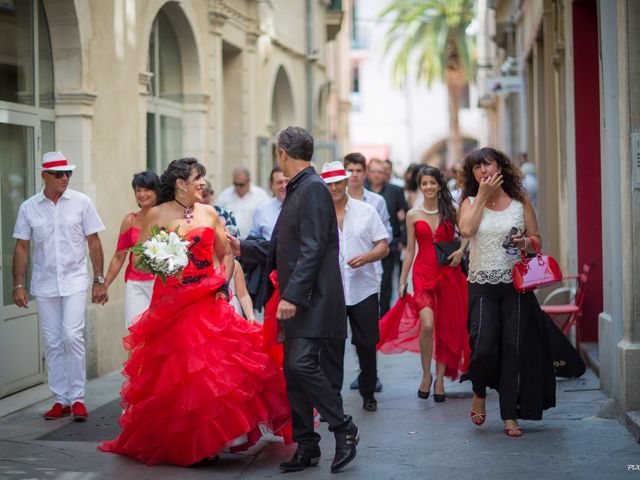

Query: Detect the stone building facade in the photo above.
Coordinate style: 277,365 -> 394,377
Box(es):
0,0 -> 346,396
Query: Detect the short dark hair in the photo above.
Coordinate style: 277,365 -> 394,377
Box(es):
269,165 -> 283,184
277,126 -> 314,161
344,152 -> 366,170
131,171 -> 160,192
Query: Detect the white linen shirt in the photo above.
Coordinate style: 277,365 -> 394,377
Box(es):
216,184 -> 269,239
352,188 -> 392,277
13,188 -> 105,297
338,197 -> 389,306
248,196 -> 282,240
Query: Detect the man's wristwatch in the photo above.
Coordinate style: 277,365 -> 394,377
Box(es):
93,276 -> 105,285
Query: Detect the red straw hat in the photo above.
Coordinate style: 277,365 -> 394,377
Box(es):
320,161 -> 351,184
41,151 -> 76,171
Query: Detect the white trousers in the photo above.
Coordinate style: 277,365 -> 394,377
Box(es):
36,292 -> 87,405
124,280 -> 154,328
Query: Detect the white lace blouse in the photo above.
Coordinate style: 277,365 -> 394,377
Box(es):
467,197 -> 525,284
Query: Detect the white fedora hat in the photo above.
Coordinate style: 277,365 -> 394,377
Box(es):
320,161 -> 351,184
41,151 -> 76,171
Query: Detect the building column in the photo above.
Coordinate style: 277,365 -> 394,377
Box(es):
615,0 -> 640,415
54,91 -> 97,198
184,93 -> 210,164
208,10 -> 227,192
597,0 -> 624,399
245,31 -> 259,181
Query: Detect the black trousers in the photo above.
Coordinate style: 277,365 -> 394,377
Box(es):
464,282 -> 555,420
380,249 -> 401,316
284,338 -> 350,452
321,294 -> 380,397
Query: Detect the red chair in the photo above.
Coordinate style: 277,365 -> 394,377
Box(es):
541,264 -> 590,352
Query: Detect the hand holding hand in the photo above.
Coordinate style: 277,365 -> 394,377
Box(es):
92,284 -> 108,305
276,299 -> 297,320
13,286 -> 28,308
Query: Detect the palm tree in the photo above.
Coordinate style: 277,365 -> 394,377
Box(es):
380,0 -> 475,166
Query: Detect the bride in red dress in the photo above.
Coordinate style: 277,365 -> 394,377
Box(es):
378,166 -> 469,401
99,158 -> 290,466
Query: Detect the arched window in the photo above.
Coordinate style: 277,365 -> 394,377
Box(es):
146,8 -> 184,172
0,0 -> 55,306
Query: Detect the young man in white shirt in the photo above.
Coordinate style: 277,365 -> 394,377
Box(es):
343,152 -> 391,392
12,151 -> 107,421
216,166 -> 269,239
320,161 -> 389,412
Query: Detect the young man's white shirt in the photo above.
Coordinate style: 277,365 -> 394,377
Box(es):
337,197 -> 389,306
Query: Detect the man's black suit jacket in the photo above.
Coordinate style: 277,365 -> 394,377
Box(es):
240,166 -> 347,339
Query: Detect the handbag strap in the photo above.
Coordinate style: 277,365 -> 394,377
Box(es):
522,237 -> 546,266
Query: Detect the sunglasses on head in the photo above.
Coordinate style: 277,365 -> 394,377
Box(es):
46,170 -> 73,178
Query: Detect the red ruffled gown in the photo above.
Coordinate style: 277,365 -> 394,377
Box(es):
99,226 -> 291,466
377,220 -> 470,380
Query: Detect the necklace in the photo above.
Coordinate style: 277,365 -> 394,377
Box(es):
174,198 -> 195,224
420,204 -> 439,215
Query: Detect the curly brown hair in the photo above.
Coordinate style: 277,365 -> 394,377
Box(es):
460,148 -> 526,203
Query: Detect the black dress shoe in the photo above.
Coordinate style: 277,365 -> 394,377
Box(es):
362,395 -> 377,412
279,450 -> 321,472
331,423 -> 359,473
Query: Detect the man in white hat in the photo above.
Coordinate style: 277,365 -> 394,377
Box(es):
320,161 -> 389,412
12,151 -> 107,421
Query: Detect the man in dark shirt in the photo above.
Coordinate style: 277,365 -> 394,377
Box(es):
367,158 -> 408,316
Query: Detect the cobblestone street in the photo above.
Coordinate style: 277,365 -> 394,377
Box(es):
0,348 -> 638,480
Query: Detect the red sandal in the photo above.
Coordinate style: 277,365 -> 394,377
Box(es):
505,427 -> 523,437
470,410 -> 486,426
470,394 -> 486,426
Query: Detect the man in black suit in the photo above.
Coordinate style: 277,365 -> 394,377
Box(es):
230,126 -> 358,474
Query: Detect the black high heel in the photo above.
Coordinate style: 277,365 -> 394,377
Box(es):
433,377 -> 446,403
417,377 -> 432,399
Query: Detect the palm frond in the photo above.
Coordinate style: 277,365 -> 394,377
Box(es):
378,0 -> 477,86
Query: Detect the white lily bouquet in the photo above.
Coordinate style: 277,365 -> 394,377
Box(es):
132,226 -> 191,282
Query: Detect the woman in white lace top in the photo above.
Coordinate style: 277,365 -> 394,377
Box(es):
458,148 -> 555,438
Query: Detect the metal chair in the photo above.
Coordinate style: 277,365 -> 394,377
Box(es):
541,264 -> 591,352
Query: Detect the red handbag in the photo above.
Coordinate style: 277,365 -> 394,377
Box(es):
512,238 -> 562,293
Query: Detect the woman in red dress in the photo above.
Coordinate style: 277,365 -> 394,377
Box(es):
378,166 -> 469,401
99,158 -> 290,466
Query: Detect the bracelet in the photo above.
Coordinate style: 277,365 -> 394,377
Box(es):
13,284 -> 24,290
216,282 -> 230,300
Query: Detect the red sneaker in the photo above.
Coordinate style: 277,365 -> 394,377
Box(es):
44,402 -> 71,419
71,401 -> 88,421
